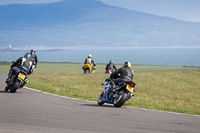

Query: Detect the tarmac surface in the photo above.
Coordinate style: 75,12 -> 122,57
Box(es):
0,75 -> 200,133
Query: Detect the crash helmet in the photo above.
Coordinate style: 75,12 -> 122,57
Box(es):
31,49 -> 35,54
88,54 -> 92,58
123,62 -> 131,68
24,53 -> 31,59
109,60 -> 113,63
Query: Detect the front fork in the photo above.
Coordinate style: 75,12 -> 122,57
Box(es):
103,86 -> 113,103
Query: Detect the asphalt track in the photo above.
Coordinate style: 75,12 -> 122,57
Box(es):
0,75 -> 200,133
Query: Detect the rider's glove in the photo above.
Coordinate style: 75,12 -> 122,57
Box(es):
105,77 -> 111,82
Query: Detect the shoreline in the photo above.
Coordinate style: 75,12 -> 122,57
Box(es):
1,61 -> 200,68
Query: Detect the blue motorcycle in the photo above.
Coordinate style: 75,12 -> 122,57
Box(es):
5,66 -> 29,93
97,78 -> 136,107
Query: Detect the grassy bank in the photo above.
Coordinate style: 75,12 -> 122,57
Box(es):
1,62 -> 200,74
1,62 -> 200,115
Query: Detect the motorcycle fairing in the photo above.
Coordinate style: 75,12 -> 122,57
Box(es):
103,82 -> 113,103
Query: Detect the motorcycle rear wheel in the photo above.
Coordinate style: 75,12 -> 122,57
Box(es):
97,92 -> 105,105
10,80 -> 19,93
113,90 -> 127,107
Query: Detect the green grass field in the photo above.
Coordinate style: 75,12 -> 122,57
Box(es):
1,62 -> 200,115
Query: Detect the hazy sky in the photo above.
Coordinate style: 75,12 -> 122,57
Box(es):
0,0 -> 200,22
0,0 -> 62,5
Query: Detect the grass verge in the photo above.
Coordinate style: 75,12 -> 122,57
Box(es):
1,62 -> 200,115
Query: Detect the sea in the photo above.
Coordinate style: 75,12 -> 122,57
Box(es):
0,47 -> 200,67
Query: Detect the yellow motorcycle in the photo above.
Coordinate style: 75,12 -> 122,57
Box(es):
83,64 -> 96,73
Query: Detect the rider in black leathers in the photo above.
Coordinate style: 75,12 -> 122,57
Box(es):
5,54 -> 33,84
24,49 -> 38,66
109,62 -> 134,90
24,49 -> 38,74
105,60 -> 117,73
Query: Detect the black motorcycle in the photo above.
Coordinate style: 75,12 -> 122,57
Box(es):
5,66 -> 29,93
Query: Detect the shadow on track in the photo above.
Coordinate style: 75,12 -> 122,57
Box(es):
81,103 -> 117,108
0,90 -> 9,93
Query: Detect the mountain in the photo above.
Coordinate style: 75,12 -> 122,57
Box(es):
0,0 -> 200,49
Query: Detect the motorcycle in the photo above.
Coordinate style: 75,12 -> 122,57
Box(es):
97,77 -> 136,107
5,63 -> 29,93
82,63 -> 96,73
105,68 -> 116,74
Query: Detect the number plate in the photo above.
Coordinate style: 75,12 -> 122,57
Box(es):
126,84 -> 134,92
18,73 -> 26,80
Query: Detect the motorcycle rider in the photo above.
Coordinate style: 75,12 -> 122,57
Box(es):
24,49 -> 38,74
5,53 -> 33,84
84,54 -> 96,66
109,62 -> 134,90
105,60 -> 117,73
83,54 -> 96,72
24,49 -> 38,66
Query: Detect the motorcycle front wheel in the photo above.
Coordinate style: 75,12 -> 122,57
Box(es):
97,92 -> 105,105
113,90 -> 127,107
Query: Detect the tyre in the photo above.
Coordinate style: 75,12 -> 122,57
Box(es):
10,80 -> 19,93
85,69 -> 89,73
97,92 -> 105,105
113,90 -> 128,107
5,86 -> 9,92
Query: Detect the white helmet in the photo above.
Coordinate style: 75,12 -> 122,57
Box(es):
24,53 -> 31,59
88,54 -> 92,58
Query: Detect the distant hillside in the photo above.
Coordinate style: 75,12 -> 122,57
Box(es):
0,0 -> 200,48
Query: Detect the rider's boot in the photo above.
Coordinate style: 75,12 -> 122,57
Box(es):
5,69 -> 13,83
5,76 -> 11,83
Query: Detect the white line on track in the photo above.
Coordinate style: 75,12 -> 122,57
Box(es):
24,86 -> 95,103
24,86 -> 200,117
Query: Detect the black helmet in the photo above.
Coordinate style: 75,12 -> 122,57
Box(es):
31,49 -> 35,54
